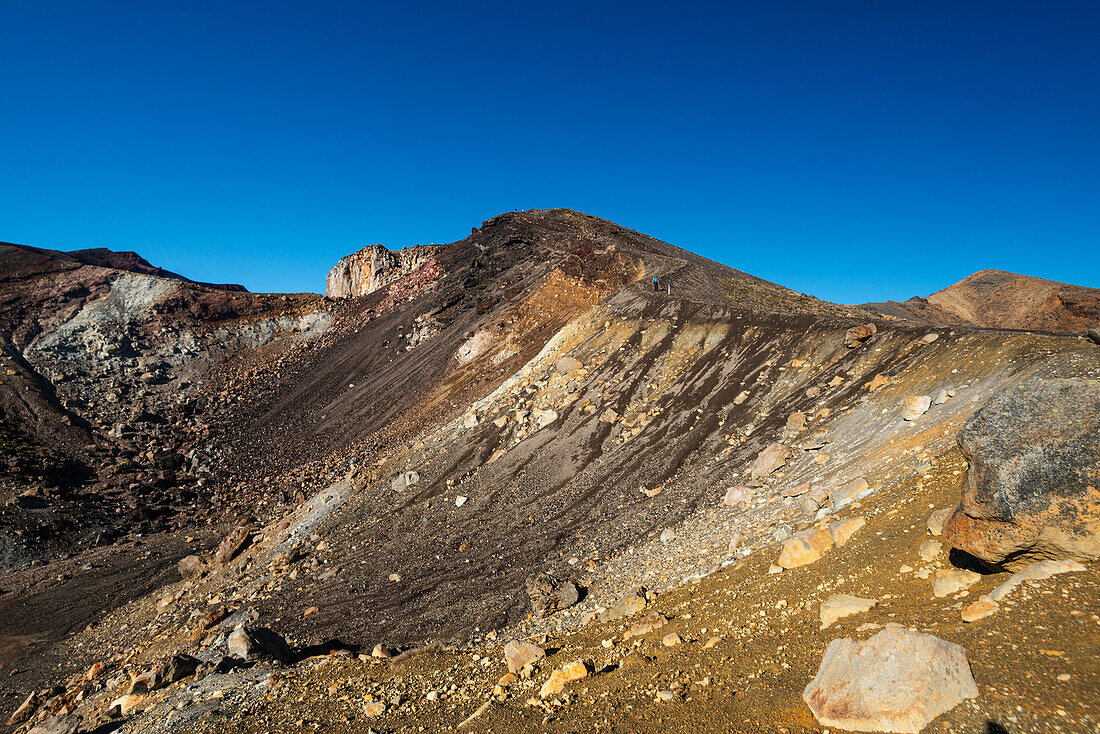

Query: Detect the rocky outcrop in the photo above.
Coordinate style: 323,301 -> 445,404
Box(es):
943,378 -> 1100,569
325,244 -> 441,298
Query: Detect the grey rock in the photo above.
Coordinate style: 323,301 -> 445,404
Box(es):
525,572 -> 579,617
27,714 -> 80,734
227,625 -> 294,663
943,377 -> 1100,568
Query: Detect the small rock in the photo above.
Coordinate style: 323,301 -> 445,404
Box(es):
504,641 -> 545,674
926,508 -> 952,537
961,596 -> 999,622
785,412 -> 806,433
778,527 -> 834,569
723,486 -> 752,505
902,395 -> 932,421
7,691 -> 39,726
844,323 -> 877,348
987,559 -> 1087,602
27,714 -> 80,734
525,572 -> 579,617
596,588 -> 647,622
178,554 -> 205,579
659,528 -> 676,543
624,611 -> 668,639
455,495 -> 468,507
829,517 -> 865,547
227,625 -> 293,663
819,594 -> 878,629
372,643 -> 399,658
931,568 -> 982,598
540,659 -> 589,698
662,632 -> 682,647
656,690 -> 675,702
933,389 -> 950,405
555,357 -> 582,373
364,701 -> 386,717
918,540 -> 942,561
751,443 -> 795,479
920,332 -> 940,344
214,525 -> 252,565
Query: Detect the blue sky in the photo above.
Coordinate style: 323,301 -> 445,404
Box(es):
1,1 -> 1096,301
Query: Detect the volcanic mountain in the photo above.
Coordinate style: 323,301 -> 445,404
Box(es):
0,210 -> 1096,734
864,268 -> 1100,333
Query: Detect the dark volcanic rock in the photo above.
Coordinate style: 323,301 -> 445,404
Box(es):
943,378 -> 1100,569
525,572 -> 579,617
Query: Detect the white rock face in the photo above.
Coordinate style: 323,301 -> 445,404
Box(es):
325,244 -> 439,298
803,624 -> 979,733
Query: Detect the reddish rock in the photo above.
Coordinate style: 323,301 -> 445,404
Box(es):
844,323 -> 877,348
751,443 -> 794,479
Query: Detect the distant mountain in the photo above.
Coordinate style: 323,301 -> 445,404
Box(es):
0,242 -> 247,292
864,269 -> 1100,333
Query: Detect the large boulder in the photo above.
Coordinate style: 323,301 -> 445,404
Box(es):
943,378 -> 1100,569
803,624 -> 978,733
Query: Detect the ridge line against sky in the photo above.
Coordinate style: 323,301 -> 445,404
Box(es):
1,1 -> 1097,301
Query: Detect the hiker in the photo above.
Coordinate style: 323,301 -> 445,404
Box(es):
667,274 -> 672,294
653,276 -> 659,292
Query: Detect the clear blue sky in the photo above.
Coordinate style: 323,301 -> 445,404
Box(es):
2,1 -> 1097,301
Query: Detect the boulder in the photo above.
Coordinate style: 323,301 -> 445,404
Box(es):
829,517 -> 866,547
227,625 -> 294,663
594,588 -> 647,623
803,624 -> 978,733
931,568 -> 981,597
214,524 -> 252,565
555,357 -> 582,374
778,527 -> 834,569
504,641 -> 545,674
27,714 -> 81,734
525,572 -> 579,617
723,486 -> 752,505
785,412 -> 806,433
1087,327 -> 1100,345
902,395 -> 932,421
942,378 -> 1100,569
178,554 -> 205,579
844,323 -> 877,348
926,508 -> 952,537
540,659 -> 589,698
819,594 -> 877,629
623,611 -> 667,639
960,596 -> 999,622
751,443 -> 794,479
828,477 -> 869,508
